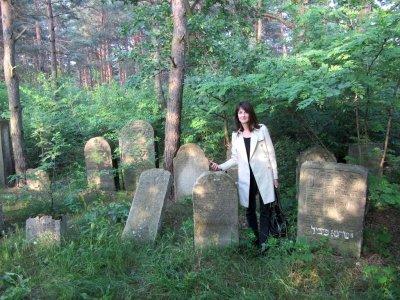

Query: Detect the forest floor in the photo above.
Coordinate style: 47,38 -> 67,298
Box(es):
0,188 -> 399,299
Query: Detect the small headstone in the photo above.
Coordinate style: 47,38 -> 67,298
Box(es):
119,120 -> 155,191
348,143 -> 382,174
0,120 -> 14,187
122,168 -> 172,242
193,171 -> 239,248
84,137 -> 115,191
173,143 -> 209,201
26,215 -> 67,244
297,161 -> 368,258
0,203 -> 5,233
26,169 -> 50,191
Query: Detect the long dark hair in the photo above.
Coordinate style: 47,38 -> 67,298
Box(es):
234,101 -> 260,132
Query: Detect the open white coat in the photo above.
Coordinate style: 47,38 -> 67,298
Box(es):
219,124 -> 278,208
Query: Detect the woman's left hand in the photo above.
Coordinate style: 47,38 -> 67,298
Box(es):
274,179 -> 279,189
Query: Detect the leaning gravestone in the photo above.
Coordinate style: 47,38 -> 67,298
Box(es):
26,168 -> 50,191
84,137 -> 115,191
348,143 -> 382,174
122,168 -> 171,242
0,120 -> 14,188
297,161 -> 368,258
193,171 -> 239,248
119,120 -> 155,191
26,215 -> 67,244
173,144 -> 209,201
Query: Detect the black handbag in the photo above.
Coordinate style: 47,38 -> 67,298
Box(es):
269,188 -> 288,238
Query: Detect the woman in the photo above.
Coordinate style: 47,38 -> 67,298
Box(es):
211,101 -> 279,250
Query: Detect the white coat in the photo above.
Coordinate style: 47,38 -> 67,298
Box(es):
219,124 -> 278,208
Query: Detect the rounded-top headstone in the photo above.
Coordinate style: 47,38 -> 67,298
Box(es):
84,137 -> 115,191
119,120 -> 155,191
192,171 -> 239,248
173,143 -> 209,201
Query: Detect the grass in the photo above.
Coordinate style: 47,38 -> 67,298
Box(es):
1,189 -> 399,299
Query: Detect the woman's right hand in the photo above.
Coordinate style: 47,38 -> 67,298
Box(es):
209,160 -> 221,171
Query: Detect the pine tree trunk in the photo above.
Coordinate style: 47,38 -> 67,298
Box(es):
1,0 -> 27,183
163,0 -> 188,173
46,0 -> 57,81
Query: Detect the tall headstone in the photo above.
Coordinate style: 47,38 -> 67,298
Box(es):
348,143 -> 382,174
297,161 -> 368,258
26,168 -> 50,191
173,143 -> 209,201
193,171 -> 239,248
119,120 -> 155,191
296,146 -> 336,196
26,215 -> 67,244
122,168 -> 172,242
0,120 -> 14,187
84,137 -> 115,191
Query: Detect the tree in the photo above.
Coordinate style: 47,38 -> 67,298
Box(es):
162,0 -> 188,173
1,0 -> 28,183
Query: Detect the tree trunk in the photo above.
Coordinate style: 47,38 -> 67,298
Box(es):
46,0 -> 57,81
163,0 -> 188,173
154,45 -> 166,108
256,0 -> 263,43
1,0 -> 27,184
379,107 -> 393,176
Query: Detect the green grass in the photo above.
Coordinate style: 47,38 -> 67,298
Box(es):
1,192 -> 399,299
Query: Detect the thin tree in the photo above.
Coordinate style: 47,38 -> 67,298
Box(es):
46,0 -> 57,81
1,0 -> 28,183
162,0 -> 188,173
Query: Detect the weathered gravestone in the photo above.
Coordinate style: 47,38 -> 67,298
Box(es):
0,120 -> 14,187
122,168 -> 171,242
193,171 -> 239,248
173,143 -> 209,201
0,203 -> 4,233
297,161 -> 368,258
119,120 -> 155,191
26,215 -> 68,244
348,143 -> 382,174
26,168 -> 50,191
84,137 -> 115,191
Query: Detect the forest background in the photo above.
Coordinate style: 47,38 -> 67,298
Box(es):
0,0 -> 399,298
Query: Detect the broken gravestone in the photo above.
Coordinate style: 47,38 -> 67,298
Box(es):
26,215 -> 68,244
26,168 -> 50,192
348,143 -> 382,175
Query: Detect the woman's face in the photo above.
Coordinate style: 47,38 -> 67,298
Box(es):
237,107 -> 250,125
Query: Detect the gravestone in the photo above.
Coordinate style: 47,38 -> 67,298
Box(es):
119,120 -> 155,191
26,215 -> 67,244
0,203 -> 4,233
193,171 -> 239,248
173,143 -> 209,201
0,120 -> 14,187
84,137 -> 115,191
122,168 -> 171,242
297,161 -> 368,258
26,168 -> 50,191
348,143 -> 382,174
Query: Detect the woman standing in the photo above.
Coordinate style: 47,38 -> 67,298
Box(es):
211,101 -> 279,251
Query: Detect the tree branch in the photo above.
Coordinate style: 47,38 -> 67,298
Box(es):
15,26 -> 27,41
263,12 -> 294,29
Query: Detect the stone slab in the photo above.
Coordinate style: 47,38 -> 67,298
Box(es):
26,215 -> 67,244
193,171 -> 239,248
26,169 -> 50,191
297,161 -> 368,258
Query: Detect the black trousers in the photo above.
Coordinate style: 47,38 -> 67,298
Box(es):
246,168 -> 273,245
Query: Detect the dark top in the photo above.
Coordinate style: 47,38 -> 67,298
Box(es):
244,137 -> 257,190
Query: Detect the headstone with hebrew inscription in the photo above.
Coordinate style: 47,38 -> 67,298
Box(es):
26,215 -> 67,244
297,161 -> 368,258
119,120 -> 155,191
84,137 -> 115,191
173,143 -> 209,201
122,168 -> 171,242
193,171 -> 239,248
0,120 -> 14,188
348,143 -> 382,174
26,168 -> 51,191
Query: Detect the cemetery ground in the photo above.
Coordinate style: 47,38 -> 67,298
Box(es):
0,184 -> 399,299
